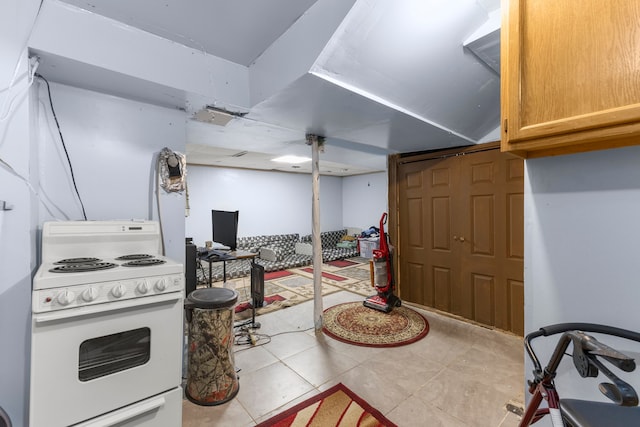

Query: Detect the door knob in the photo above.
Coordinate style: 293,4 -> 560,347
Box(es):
453,236 -> 458,241
459,237 -> 465,242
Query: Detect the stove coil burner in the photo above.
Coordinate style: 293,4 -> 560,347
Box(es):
121,259 -> 166,267
49,262 -> 117,273
54,257 -> 102,264
115,254 -> 154,261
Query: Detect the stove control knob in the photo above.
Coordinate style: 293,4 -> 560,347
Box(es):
154,278 -> 167,292
111,284 -> 127,298
57,290 -> 75,306
136,281 -> 149,294
81,287 -> 98,302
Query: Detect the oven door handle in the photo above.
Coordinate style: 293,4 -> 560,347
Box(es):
33,292 -> 182,323
73,394 -> 167,427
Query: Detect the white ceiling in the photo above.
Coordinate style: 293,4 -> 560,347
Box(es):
57,0 -> 320,67
48,0 -> 501,176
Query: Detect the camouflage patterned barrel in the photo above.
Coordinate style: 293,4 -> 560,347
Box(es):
184,288 -> 239,405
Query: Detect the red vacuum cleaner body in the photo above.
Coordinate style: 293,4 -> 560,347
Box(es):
363,213 -> 401,313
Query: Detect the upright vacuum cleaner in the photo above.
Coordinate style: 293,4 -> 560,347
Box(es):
363,212 -> 401,313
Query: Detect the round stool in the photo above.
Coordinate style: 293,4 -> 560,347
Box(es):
185,287 -> 239,405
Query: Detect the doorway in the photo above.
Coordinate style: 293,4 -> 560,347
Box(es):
390,143 -> 524,335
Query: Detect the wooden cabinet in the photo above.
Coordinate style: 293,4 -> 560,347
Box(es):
501,0 -> 640,158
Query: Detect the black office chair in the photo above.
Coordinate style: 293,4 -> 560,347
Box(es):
0,406 -> 11,427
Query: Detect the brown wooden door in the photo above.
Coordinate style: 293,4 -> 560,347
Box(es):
398,157 -> 461,314
397,148 -> 524,335
398,160 -> 428,307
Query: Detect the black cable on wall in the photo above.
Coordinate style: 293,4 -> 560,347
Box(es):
36,74 -> 87,220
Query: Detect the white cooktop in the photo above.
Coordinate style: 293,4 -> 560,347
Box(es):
33,220 -> 185,313
34,220 -> 183,290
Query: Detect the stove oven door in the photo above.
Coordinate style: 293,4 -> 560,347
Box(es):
29,293 -> 183,427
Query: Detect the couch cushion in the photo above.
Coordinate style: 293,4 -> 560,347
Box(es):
276,239 -> 296,256
259,245 -> 286,262
238,234 -> 300,253
237,235 -> 266,253
220,233 -> 307,275
295,242 -> 312,256
320,230 -> 347,248
322,247 -> 360,262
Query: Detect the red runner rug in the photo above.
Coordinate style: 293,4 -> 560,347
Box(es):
301,267 -> 347,282
255,383 -> 397,427
264,270 -> 293,281
326,259 -> 359,268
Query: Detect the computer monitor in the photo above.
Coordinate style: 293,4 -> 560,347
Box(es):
211,210 -> 239,251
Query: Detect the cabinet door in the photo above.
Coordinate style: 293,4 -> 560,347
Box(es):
501,0 -> 640,157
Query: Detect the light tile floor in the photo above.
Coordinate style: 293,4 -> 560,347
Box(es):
182,291 -> 524,426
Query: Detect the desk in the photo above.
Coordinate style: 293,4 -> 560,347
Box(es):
199,250 -> 257,287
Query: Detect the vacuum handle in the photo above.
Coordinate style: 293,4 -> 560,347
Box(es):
378,212 -> 389,255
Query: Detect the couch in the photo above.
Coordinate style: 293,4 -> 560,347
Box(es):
300,229 -> 360,262
197,233 -> 312,284
239,234 -> 312,272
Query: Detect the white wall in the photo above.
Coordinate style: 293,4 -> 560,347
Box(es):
185,165 -> 352,246
184,166 -> 389,247
525,145 -> 640,412
0,1 -> 42,425
1,74 -> 187,425
37,82 -> 187,261
342,171 -> 388,230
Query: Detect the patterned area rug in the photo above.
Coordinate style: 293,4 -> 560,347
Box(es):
326,259 -> 359,268
207,258 -> 373,319
255,383 -> 397,427
264,270 -> 293,281
234,295 -> 285,314
301,267 -> 348,281
334,266 -> 376,296
322,302 -> 429,347
230,277 -> 343,320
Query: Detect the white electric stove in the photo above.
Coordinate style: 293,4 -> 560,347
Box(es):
30,220 -> 184,427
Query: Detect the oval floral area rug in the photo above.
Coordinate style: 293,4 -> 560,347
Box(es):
322,301 -> 429,347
